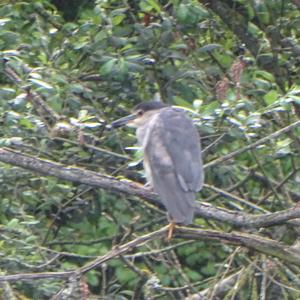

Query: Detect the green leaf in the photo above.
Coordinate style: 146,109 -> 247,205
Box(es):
69,83 -> 85,93
201,101 -> 220,116
29,78 -> 54,90
199,44 -> 221,53
146,0 -> 161,13
25,235 -> 38,243
254,70 -> 275,82
0,87 -> 15,97
0,18 -> 11,26
0,30 -> 19,45
255,2 -> 270,24
112,14 -> 126,25
264,90 -> 278,105
7,218 -> 19,228
19,117 -> 34,129
290,95 -> 300,105
99,58 -> 117,76
125,61 -> 144,73
116,267 -> 135,283
287,86 -> 300,96
173,97 -> 193,108
176,4 -> 189,23
86,271 -> 100,287
201,261 -> 216,276
49,95 -> 63,112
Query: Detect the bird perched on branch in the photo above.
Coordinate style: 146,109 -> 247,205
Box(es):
112,101 -> 204,239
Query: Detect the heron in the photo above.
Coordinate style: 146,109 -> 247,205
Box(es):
112,101 -> 204,239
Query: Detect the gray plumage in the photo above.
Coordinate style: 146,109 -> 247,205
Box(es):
136,106 -> 203,225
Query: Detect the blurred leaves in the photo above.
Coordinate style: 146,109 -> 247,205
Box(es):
0,0 -> 300,299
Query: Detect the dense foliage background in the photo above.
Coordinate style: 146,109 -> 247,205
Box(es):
0,0 -> 300,299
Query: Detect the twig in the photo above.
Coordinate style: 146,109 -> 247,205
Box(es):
186,269 -> 244,300
101,263 -> 107,298
204,184 -> 268,212
260,258 -> 267,300
4,62 -> 60,127
208,247 -> 242,300
0,281 -> 17,300
246,168 -> 300,202
258,168 -> 300,205
125,240 -> 193,259
53,137 -> 130,160
119,256 -> 148,300
77,226 -> 168,275
204,120 -> 300,169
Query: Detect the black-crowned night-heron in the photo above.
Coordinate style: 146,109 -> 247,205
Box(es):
112,101 -> 204,239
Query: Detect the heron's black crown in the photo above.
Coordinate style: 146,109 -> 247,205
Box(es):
134,101 -> 168,112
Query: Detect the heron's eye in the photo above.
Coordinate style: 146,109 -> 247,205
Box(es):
137,110 -> 144,117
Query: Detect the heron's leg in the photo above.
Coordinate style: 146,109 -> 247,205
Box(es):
130,181 -> 147,189
167,222 -> 176,241
144,182 -> 153,190
144,181 -> 151,187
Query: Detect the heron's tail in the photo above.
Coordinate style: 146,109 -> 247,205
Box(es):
153,173 -> 195,225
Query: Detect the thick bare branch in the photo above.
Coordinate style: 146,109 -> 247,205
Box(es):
1,226 -> 300,282
175,227 -> 300,266
0,147 -> 160,205
0,148 -> 300,229
0,271 -> 74,282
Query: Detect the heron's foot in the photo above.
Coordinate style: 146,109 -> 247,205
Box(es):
144,182 -> 153,190
166,222 -> 176,241
130,182 -> 145,189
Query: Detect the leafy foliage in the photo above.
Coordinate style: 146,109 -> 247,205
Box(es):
0,0 -> 300,299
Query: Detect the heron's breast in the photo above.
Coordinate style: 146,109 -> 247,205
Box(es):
136,125 -> 148,149
143,153 -> 153,183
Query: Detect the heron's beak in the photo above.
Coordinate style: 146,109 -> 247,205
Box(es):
111,114 -> 137,128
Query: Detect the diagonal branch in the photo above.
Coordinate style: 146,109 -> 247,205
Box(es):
1,226 -> 300,282
201,0 -> 259,57
186,269 -> 244,300
175,227 -> 300,265
204,120 -> 300,169
0,147 -> 300,229
200,0 -> 285,90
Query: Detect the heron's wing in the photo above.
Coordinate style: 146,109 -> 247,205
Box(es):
145,108 -> 203,224
150,169 -> 195,225
157,108 -> 204,192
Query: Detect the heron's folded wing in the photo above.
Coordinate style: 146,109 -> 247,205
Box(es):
145,120 -> 195,224
157,108 -> 204,192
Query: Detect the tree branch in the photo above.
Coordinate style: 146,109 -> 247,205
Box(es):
0,147 -> 300,229
201,0 -> 260,57
204,120 -> 300,169
175,227 -> 300,266
186,269 -> 244,300
1,226 -> 300,282
200,0 -> 285,90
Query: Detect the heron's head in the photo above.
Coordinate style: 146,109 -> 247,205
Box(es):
111,101 -> 168,128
